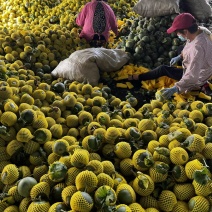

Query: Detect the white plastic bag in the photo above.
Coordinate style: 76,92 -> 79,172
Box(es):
133,0 -> 180,17
51,57 -> 99,86
51,48 -> 130,86
182,0 -> 212,20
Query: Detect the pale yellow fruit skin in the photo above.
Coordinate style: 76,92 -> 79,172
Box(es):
70,191 -> 93,212
173,183 -> 195,201
185,159 -> 203,180
114,142 -> 132,159
75,170 -> 98,193
1,164 -> 19,185
158,190 -> 177,211
170,147 -> 189,165
192,180 -> 212,197
188,196 -> 210,212
132,174 -> 154,196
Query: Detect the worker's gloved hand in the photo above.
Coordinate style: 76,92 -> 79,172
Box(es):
161,86 -> 178,100
170,55 -> 181,66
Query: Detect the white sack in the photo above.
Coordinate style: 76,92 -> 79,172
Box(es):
51,48 -> 130,86
133,0 -> 180,17
182,0 -> 212,20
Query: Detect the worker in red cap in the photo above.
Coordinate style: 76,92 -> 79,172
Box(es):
128,13 -> 212,99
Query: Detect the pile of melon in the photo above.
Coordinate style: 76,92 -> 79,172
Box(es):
1,75 -> 212,211
0,0 -> 212,212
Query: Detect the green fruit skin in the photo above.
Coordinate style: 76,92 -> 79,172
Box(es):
17,177 -> 37,197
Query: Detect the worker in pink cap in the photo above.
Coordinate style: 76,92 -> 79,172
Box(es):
128,13 -> 212,99
76,0 -> 118,47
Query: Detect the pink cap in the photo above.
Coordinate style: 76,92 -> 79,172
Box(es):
167,13 -> 196,34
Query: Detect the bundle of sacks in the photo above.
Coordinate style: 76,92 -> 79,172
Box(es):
51,48 -> 130,86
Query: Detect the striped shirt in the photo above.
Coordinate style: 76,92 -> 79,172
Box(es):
175,28 -> 212,93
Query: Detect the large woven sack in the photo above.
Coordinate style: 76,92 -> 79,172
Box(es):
182,0 -> 212,20
51,48 -> 130,86
133,0 -> 180,17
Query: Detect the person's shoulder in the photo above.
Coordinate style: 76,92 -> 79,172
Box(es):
199,26 -> 211,35
199,31 -> 212,44
85,1 -> 92,5
102,3 -> 115,12
193,34 -> 211,50
84,1 -> 94,7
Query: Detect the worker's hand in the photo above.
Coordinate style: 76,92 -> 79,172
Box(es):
170,55 -> 181,66
161,86 -> 178,100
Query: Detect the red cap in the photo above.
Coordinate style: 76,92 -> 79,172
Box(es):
167,13 -> 196,34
